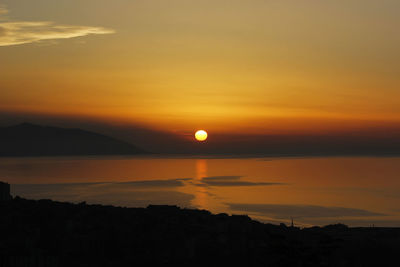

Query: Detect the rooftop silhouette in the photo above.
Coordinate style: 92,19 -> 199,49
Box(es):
1,188 -> 399,266
0,181 -> 11,201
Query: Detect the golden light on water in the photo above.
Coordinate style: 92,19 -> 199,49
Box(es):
194,159 -> 208,210
195,130 -> 208,142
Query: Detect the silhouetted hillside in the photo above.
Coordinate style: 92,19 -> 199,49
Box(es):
0,197 -> 399,267
0,123 -> 147,156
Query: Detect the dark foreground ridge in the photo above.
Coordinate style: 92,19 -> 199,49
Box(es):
1,197 -> 399,267
0,123 -> 147,157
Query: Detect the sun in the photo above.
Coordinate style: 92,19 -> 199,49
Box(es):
195,130 -> 208,142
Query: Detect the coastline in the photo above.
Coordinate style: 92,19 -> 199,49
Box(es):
1,197 -> 399,266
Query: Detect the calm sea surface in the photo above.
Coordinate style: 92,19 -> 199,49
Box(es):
1,156 -> 400,227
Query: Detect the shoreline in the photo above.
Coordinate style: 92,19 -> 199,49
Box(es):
1,197 -> 399,266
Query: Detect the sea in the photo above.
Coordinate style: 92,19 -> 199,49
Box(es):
1,155 -> 400,227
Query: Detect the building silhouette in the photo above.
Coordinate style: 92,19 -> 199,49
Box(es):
0,181 -> 11,201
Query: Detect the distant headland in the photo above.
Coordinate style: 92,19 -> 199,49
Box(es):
0,123 -> 147,157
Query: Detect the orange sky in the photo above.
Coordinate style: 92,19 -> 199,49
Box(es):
1,0 -> 400,136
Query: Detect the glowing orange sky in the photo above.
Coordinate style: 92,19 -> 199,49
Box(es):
1,0 -> 400,135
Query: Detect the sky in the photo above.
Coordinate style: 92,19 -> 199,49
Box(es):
1,0 -> 400,153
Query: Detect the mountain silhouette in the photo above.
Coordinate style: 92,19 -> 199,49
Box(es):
0,123 -> 147,156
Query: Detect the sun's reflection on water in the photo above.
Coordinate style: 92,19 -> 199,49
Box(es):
194,159 -> 208,209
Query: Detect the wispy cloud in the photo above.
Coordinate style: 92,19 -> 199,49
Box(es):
0,5 -> 8,16
0,6 -> 114,47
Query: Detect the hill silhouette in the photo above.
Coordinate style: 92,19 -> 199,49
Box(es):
0,196 -> 399,266
0,123 -> 147,156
